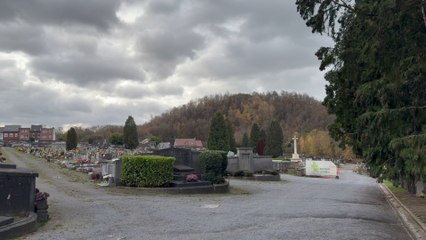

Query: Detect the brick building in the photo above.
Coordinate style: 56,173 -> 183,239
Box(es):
1,125 -> 55,143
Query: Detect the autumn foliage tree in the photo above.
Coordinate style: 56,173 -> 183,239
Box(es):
226,119 -> 237,153
139,92 -> 334,145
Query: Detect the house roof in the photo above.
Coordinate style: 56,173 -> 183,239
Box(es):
4,125 -> 21,132
0,127 -> 4,133
157,142 -> 171,150
31,125 -> 43,132
174,138 -> 203,148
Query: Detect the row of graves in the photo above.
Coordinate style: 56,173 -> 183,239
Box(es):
17,145 -> 131,182
16,143 -> 295,194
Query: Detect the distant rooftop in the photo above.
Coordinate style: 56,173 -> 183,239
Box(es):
174,138 -> 203,148
31,125 -> 43,132
4,125 -> 21,132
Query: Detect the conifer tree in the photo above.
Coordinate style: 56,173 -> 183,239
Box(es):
123,116 -> 139,150
242,132 -> 249,147
66,127 -> 78,150
207,112 -> 230,151
264,120 -> 283,157
249,123 -> 261,149
296,0 -> 426,191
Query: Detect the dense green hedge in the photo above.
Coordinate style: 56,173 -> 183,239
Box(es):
199,150 -> 228,184
121,155 -> 175,187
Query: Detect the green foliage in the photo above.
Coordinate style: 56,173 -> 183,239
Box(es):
383,180 -> 406,194
225,119 -> 237,153
149,135 -> 161,145
55,129 -> 66,141
121,155 -> 175,187
249,123 -> 261,149
264,120 -> 283,157
66,127 -> 78,150
242,132 -> 249,147
110,133 -> 124,145
199,150 -> 228,184
207,112 -> 230,151
123,116 -> 139,150
296,0 -> 426,191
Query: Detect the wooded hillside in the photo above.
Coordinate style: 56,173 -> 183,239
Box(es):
139,91 -> 334,145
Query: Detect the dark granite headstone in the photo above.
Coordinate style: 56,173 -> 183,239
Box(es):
0,168 -> 38,216
153,148 -> 201,173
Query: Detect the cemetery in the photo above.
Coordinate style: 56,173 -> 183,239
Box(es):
13,144 -> 231,194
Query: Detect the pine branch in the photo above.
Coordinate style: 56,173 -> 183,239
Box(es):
330,0 -> 355,12
422,0 -> 426,29
396,134 -> 426,140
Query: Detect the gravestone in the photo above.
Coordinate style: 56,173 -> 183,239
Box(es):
227,148 -> 273,173
100,158 -> 122,186
0,165 -> 38,216
153,148 -> 201,173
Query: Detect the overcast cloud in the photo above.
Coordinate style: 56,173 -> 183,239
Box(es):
0,0 -> 332,128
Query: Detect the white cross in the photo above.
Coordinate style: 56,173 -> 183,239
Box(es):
292,135 -> 298,155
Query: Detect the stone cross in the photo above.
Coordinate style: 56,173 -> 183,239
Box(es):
292,135 -> 298,155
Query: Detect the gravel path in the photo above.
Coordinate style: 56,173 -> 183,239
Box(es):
3,148 -> 411,240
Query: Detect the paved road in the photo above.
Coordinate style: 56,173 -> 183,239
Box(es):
3,148 -> 411,240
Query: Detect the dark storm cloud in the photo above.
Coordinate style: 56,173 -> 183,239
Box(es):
31,54 -> 144,86
146,0 -> 181,15
137,28 -> 205,78
0,23 -> 47,55
0,0 -> 331,127
0,0 -> 120,30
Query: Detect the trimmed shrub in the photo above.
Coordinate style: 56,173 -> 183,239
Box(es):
121,155 -> 175,187
199,150 -> 228,184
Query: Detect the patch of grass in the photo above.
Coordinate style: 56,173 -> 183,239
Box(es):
272,157 -> 290,161
384,180 -> 407,194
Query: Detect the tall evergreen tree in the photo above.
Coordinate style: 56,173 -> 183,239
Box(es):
242,132 -> 249,147
66,127 -> 78,150
123,116 -> 139,150
249,123 -> 261,149
296,0 -> 426,192
264,120 -> 283,157
225,119 -> 237,153
207,112 -> 230,151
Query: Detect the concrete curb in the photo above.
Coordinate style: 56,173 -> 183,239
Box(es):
379,183 -> 426,240
0,212 -> 38,239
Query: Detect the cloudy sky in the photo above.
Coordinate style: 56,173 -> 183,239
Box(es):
0,0 -> 332,128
